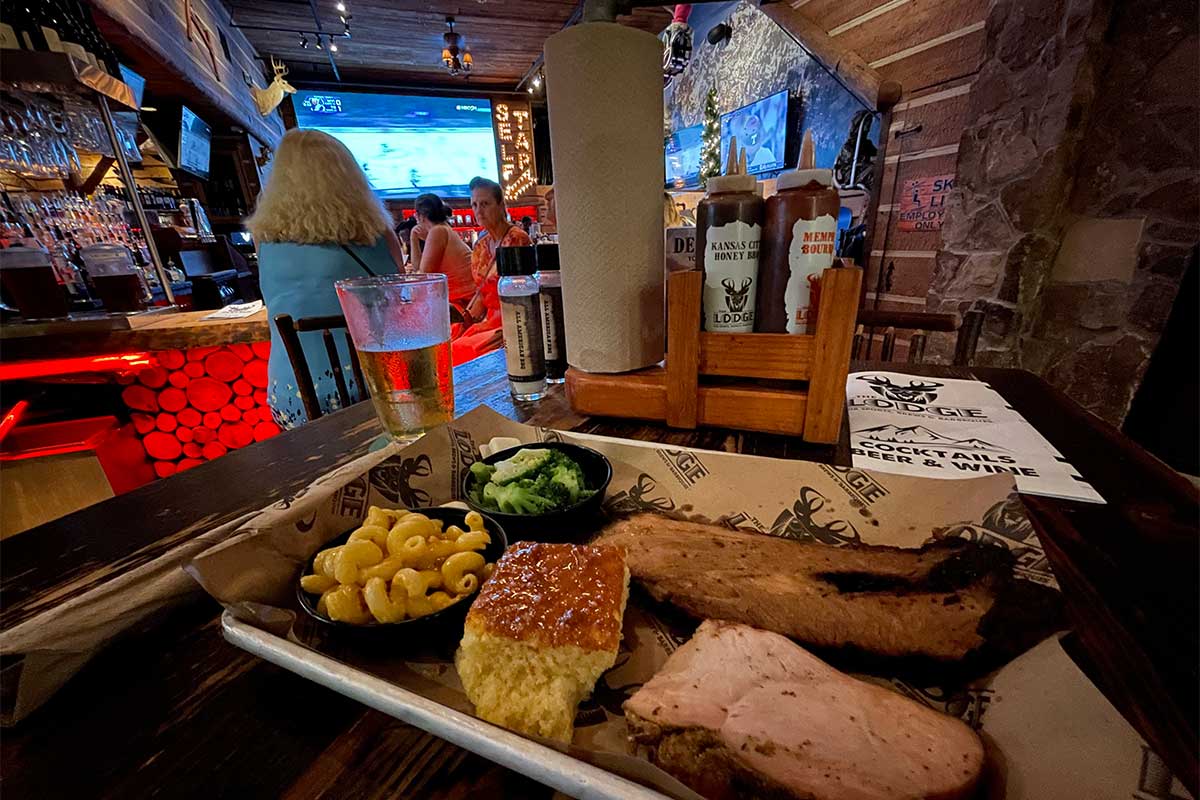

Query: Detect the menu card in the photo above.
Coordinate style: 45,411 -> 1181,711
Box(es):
847,371 -> 1104,504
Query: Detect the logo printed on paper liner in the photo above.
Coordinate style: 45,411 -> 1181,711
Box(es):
369,453 -> 433,508
859,375 -> 944,405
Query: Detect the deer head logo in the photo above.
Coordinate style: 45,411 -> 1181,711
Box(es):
858,375 -> 943,404
246,57 -> 297,117
721,277 -> 752,312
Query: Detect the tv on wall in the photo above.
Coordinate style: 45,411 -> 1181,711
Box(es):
720,90 -> 788,176
178,106 -> 212,179
293,90 -> 500,199
665,124 -> 703,189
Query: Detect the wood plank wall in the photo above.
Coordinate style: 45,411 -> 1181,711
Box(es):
90,0 -> 285,149
798,0 -> 986,315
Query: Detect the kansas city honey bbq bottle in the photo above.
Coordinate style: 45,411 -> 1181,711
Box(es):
695,137 -> 764,333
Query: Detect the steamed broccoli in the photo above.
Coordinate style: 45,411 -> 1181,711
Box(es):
469,461 -> 496,484
468,447 -> 595,515
482,481 -> 559,514
548,457 -> 585,503
490,448 -> 552,485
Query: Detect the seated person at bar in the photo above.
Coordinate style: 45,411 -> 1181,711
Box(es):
394,216 -> 418,268
453,176 -> 532,362
246,129 -> 404,428
409,193 -> 475,307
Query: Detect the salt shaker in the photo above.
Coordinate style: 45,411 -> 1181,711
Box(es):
497,245 -> 546,400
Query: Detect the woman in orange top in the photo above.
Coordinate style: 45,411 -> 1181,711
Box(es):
409,193 -> 475,305
452,176 -> 532,362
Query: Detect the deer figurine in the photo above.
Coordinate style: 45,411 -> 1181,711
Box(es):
247,57 -> 296,117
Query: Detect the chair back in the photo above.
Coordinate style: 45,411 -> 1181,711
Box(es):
272,313 -> 366,422
853,308 -> 984,366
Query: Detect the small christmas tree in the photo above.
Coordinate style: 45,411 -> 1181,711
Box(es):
699,87 -> 721,188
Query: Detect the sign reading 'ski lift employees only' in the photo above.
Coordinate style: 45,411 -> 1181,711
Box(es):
899,174 -> 954,232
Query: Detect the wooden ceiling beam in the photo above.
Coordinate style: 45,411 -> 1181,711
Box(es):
757,1 -> 902,111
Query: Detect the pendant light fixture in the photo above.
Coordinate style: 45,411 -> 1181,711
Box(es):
442,16 -> 472,77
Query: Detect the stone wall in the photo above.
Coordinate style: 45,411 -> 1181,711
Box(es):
928,0 -> 1198,424
1024,1 -> 1199,422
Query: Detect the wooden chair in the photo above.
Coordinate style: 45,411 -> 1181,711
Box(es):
852,308 -> 985,366
272,313 -> 366,422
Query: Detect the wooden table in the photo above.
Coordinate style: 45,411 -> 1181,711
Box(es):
0,308 -> 270,360
2,351 -> 1196,798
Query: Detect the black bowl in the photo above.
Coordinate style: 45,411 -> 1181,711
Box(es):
460,442 -> 613,541
296,506 -> 507,643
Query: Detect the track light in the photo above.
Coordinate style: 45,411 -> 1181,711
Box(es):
335,1 -> 346,10
527,86 -> 534,93
299,32 -> 309,48
315,35 -> 324,49
329,41 -> 337,52
532,75 -> 541,88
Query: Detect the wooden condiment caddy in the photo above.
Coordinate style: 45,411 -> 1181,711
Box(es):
565,263 -> 863,443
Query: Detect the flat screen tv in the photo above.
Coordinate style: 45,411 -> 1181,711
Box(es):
720,90 -> 788,176
178,105 -> 212,179
665,124 -> 703,189
293,90 -> 500,199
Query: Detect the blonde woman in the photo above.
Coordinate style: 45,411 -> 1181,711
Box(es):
246,129 -> 404,428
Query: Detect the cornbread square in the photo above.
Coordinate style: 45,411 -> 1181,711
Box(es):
455,542 -> 629,743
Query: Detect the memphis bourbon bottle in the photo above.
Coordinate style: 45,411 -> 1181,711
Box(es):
756,132 -> 840,333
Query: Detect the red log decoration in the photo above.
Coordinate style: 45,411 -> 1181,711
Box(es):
137,367 -> 167,389
201,441 -> 227,460
143,431 -> 182,461
253,420 -> 281,441
121,385 -> 159,412
187,377 -> 232,412
159,350 -> 186,370
204,351 -> 243,382
122,342 -> 279,479
243,359 -> 268,389
159,387 -> 187,413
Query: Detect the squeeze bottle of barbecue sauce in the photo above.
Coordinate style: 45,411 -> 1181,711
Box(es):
756,131 -> 840,333
695,137 -> 763,333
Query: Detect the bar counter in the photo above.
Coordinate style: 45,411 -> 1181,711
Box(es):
0,309 -> 270,361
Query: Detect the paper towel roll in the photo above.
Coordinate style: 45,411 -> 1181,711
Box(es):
545,23 -> 665,373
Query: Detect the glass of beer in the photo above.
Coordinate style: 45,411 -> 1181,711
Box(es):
335,274 -> 454,443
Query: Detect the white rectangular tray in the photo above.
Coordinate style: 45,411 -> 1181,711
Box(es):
221,611 -> 669,800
